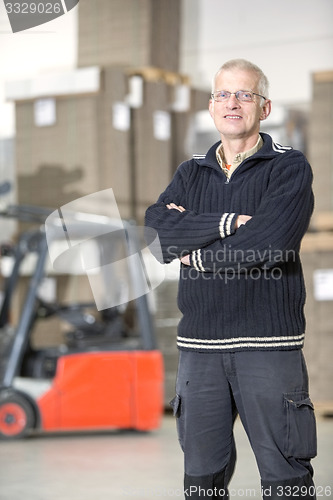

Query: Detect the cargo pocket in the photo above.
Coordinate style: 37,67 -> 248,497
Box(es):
170,394 -> 181,417
169,394 -> 184,451
284,391 -> 317,459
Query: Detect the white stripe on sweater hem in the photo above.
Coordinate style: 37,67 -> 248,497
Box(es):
177,333 -> 305,350
178,334 -> 304,343
177,340 -> 304,350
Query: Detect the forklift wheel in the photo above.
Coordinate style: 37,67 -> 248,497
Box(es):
0,393 -> 35,440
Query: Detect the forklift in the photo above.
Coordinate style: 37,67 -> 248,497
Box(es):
0,193 -> 164,439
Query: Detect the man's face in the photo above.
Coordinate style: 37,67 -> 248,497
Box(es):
209,68 -> 271,142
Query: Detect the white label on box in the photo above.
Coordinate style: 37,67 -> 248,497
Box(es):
153,111 -> 171,141
172,84 -> 191,112
126,76 -> 143,108
34,98 -> 56,127
313,269 -> 333,301
112,102 -> 130,131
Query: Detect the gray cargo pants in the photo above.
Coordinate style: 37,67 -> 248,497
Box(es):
171,349 -> 317,499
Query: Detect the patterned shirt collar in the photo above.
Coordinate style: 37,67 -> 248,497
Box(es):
216,135 -> 264,178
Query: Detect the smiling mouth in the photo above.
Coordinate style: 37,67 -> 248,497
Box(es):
225,115 -> 242,119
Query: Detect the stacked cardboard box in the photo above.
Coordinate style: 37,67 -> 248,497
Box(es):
15,95 -> 100,210
13,66 -> 197,222
78,0 -> 181,72
305,70 -> 333,410
149,0 -> 181,71
308,71 -> 333,213
96,66 -> 132,219
301,233 -> 333,408
132,78 -> 173,221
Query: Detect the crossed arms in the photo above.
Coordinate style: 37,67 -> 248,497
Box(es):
166,202 -> 252,266
145,158 -> 314,273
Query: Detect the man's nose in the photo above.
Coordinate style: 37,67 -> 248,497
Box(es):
227,94 -> 240,108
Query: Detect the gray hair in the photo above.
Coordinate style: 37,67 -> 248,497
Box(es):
212,59 -> 269,98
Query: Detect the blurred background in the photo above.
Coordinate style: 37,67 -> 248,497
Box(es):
0,0 -> 333,423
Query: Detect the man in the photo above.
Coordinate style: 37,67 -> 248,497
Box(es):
145,59 -> 316,499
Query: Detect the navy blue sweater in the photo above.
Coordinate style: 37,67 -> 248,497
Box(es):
145,133 -> 314,352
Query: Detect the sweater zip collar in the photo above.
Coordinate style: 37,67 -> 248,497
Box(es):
216,135 -> 264,179
198,133 -> 289,175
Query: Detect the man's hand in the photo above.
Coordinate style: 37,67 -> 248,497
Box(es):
166,203 -> 186,212
180,254 -> 190,266
236,215 -> 252,228
166,203 -> 190,265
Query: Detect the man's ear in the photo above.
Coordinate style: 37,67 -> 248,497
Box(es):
208,98 -> 214,119
260,99 -> 272,121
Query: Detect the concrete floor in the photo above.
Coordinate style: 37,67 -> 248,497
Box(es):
0,415 -> 332,500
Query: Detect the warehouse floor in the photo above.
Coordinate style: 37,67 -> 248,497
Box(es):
0,413 -> 332,500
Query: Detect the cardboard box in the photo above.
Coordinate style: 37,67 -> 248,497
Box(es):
301,232 -> 333,404
77,0 -> 181,72
15,94 -> 101,209
308,72 -> 333,212
131,79 -> 173,222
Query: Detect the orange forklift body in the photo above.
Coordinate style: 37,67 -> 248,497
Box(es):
38,350 -> 164,432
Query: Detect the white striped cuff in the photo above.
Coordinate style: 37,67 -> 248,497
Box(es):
191,249 -> 205,272
219,212 -> 237,239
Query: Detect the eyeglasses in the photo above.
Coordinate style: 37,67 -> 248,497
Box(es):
211,90 -> 267,102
